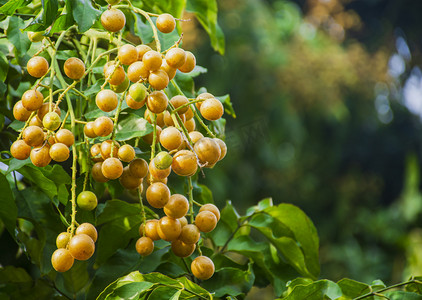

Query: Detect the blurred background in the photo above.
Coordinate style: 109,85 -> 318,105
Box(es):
182,0 -> 422,284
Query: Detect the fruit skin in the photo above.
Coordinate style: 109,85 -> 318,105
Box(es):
93,116 -> 114,137
172,150 -> 198,176
51,249 -> 74,272
118,144 -> 135,162
154,151 -> 173,169
178,51 -> 196,73
194,137 -> 221,166
56,232 -> 71,248
55,129 -> 75,147
184,118 -> 195,132
143,50 -> 162,71
189,131 -> 204,144
135,236 -> 154,256
214,138 -> 227,161
165,48 -> 187,69
13,101 -> 31,121
27,56 -> 49,78
156,13 -> 176,33
10,140 -> 31,160
191,256 -> 215,280
43,112 -> 61,131
119,166 -> 143,189
171,240 -> 196,257
68,233 -> 95,261
111,75 -> 130,93
157,216 -> 181,241
101,8 -> 126,32
64,57 -> 85,80
148,69 -> 169,90
161,60 -> 177,80
102,157 -> 123,179
23,125 -> 44,147
160,126 -> 183,151
147,91 -> 168,113
96,89 -> 118,112
149,160 -> 171,180
49,143 -> 70,162
129,158 -> 149,178
143,220 -> 161,240
76,223 -> 98,242
22,89 -> 43,111
118,44 -> 138,65
127,61 -> 149,82
170,95 -> 189,114
136,44 -> 152,61
84,121 -> 97,138
104,64 -> 126,86
200,98 -> 224,121
129,83 -> 147,102
77,191 -> 98,211
179,224 -> 200,245
27,31 -> 44,42
146,182 -> 170,208
126,94 -> 145,109
199,203 -> 220,221
91,161 -> 109,183
195,211 -> 217,233
38,103 -> 61,121
164,194 -> 189,219
30,146 -> 51,167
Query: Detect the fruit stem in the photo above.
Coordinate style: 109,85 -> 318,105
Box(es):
89,38 -> 98,85
55,80 -> 78,110
60,110 -> 70,129
150,113 -> 157,161
171,99 -> 202,113
120,4 -> 161,52
110,92 -> 125,157
170,79 -> 216,138
138,187 -> 147,234
47,46 -> 78,237
82,169 -> 89,192
187,177 -> 194,224
17,111 -> 36,140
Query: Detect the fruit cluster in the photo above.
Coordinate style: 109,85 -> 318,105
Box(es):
10,2 -> 227,282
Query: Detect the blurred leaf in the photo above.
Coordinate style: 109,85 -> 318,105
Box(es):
384,291 -> 422,300
283,279 -> 342,300
337,278 -> 370,298
186,0 -> 225,54
7,16 -> 31,56
220,200 -> 240,231
5,158 -> 30,175
132,12 -> 154,44
8,120 -> 24,132
0,0 -> 25,15
69,0 -> 101,32
0,51 -> 8,81
0,173 -> 17,235
192,182 -> 213,204
60,261 -> 89,294
114,113 -> 153,141
406,277 -> 422,294
216,94 -> 236,118
266,204 -> 320,278
201,262 -> 255,298
95,200 -> 144,264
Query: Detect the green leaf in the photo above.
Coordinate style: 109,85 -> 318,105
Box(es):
406,277 -> 422,294
59,261 -> 90,294
266,204 -> 320,278
337,278 -> 370,298
69,0 -> 101,32
114,113 -> 153,141
192,182 -> 213,204
132,12 -> 154,44
176,276 -> 213,299
0,173 -> 17,235
186,0 -> 225,54
201,262 -> 255,298
7,16 -> 31,56
18,165 -> 59,199
283,280 -> 342,300
216,94 -> 236,118
105,282 -> 155,300
8,120 -> 24,132
0,266 -> 32,284
384,291 -> 422,300
95,200 -> 144,264
0,0 -> 25,15
41,0 -> 58,28
0,51 -> 8,82
147,286 -> 181,300
49,12 -> 75,34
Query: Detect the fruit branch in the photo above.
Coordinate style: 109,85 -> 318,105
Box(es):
187,177 -> 195,224
150,113 -> 157,161
138,187 -> 147,234
170,79 -> 216,138
353,278 -> 422,300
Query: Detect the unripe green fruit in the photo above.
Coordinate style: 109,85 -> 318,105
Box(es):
27,31 -> 44,42
129,83 -> 147,102
154,151 -> 173,170
111,75 -> 129,93
77,191 -> 98,211
43,112 -> 61,131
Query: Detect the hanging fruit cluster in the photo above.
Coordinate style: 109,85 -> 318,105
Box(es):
9,1 -> 227,281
